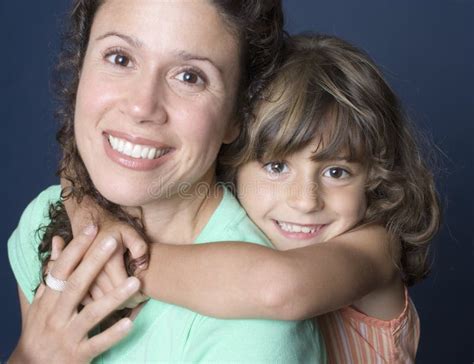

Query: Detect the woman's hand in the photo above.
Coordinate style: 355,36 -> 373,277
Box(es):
9,226 -> 141,364
62,187 -> 149,309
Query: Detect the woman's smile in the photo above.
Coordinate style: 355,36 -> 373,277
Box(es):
103,131 -> 174,171
74,0 -> 241,208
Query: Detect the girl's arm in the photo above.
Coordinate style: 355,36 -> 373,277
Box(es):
138,225 -> 400,320
63,180 -> 400,320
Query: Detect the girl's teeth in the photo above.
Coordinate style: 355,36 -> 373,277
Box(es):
108,135 -> 168,160
278,221 -> 316,234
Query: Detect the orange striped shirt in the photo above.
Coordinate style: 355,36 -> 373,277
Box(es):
318,288 -> 419,363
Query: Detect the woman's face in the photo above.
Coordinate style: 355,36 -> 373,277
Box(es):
75,0 -> 241,207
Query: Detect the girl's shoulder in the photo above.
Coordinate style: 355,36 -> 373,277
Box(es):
319,286 -> 419,363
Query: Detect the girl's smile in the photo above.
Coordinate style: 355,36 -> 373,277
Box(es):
237,141 -> 368,250
273,219 -> 328,240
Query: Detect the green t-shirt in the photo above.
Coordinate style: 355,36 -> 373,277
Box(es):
9,185 -> 326,363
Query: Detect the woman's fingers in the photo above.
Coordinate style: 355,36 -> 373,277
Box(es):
74,277 -> 140,339
51,235 -> 66,260
47,225 -> 98,284
81,318 -> 133,359
58,237 -> 118,316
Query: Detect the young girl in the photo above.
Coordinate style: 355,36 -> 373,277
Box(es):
61,34 -> 440,363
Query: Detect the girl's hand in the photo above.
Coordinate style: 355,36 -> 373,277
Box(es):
79,221 -> 150,309
9,227 -> 141,364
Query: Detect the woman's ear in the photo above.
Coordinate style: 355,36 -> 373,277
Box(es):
223,118 -> 241,144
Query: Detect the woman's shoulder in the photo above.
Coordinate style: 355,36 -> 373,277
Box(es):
195,186 -> 272,248
8,184 -> 62,302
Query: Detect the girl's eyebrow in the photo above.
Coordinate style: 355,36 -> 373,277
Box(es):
95,31 -> 143,48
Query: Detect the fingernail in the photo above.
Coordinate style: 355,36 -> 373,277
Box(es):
126,277 -> 140,291
101,237 -> 117,251
137,262 -> 148,270
119,318 -> 133,331
83,224 -> 98,236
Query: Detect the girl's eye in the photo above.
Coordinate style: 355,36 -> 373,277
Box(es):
105,52 -> 133,68
175,70 -> 205,85
263,161 -> 289,175
323,167 -> 350,179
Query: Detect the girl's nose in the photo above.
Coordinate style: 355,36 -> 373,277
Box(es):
286,179 -> 323,213
122,74 -> 168,125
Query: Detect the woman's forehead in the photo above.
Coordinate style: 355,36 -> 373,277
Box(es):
91,0 -> 240,70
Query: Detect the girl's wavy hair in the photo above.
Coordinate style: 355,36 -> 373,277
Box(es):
221,34 -> 441,286
38,0 -> 286,277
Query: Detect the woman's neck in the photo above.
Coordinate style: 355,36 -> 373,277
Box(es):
137,174 -> 223,245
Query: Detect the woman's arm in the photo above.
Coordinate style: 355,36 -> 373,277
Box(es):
139,224 -> 399,320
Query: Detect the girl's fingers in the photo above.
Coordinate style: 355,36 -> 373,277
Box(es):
73,277 -> 140,340
57,237 -> 118,315
121,228 -> 148,262
103,251 -> 129,289
80,318 -> 133,359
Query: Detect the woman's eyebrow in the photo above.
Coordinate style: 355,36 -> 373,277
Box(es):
94,33 -> 222,73
95,31 -> 143,48
175,50 -> 223,74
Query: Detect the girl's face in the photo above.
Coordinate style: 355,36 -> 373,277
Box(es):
237,141 -> 368,250
74,0 -> 240,208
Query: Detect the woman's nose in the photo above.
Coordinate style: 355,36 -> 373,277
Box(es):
122,75 -> 168,124
286,179 -> 323,213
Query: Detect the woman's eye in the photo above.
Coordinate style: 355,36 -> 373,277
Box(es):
323,167 -> 350,179
263,161 -> 289,175
175,70 -> 205,85
105,53 -> 132,68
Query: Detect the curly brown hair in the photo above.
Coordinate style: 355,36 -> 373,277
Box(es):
220,34 -> 441,286
38,0 -> 286,277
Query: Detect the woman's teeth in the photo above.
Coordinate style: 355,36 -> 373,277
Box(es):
108,135 -> 169,160
277,221 -> 317,234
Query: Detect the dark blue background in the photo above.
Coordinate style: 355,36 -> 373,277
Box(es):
1,1 -> 472,362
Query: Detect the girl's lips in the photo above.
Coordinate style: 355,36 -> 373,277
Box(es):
103,134 -> 173,171
273,219 -> 327,240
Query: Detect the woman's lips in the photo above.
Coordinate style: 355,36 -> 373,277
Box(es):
273,219 -> 327,240
103,133 -> 173,171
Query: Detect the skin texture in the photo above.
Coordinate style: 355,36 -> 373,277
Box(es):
236,142 -> 368,250
15,0 -> 245,359
10,228 -> 140,363
51,0 -> 405,331
74,0 -> 240,242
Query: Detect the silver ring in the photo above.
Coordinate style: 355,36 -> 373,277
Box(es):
45,272 -> 67,292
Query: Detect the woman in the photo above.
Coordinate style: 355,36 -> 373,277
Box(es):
8,0 -> 325,362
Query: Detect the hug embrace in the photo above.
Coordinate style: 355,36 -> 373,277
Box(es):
8,0 -> 440,363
